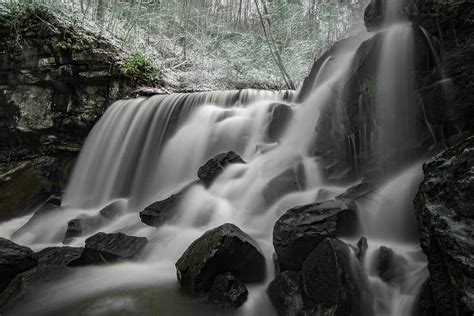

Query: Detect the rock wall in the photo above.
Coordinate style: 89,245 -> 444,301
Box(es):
415,136 -> 473,315
301,0 -> 473,182
0,6 -> 130,221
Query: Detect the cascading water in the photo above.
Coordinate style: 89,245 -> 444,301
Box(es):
0,1 -> 433,315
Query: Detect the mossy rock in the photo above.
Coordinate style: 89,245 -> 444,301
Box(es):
175,223 -> 266,295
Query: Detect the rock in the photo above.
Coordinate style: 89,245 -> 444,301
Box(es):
175,223 -> 265,295
267,271 -> 305,316
197,151 -> 245,187
375,246 -> 408,283
207,273 -> 248,309
415,136 -> 474,314
36,246 -> 83,267
0,266 -> 71,313
356,237 -> 368,261
273,200 -> 359,271
301,238 -> 370,316
63,214 -> 106,242
45,194 -> 61,207
139,185 -> 191,228
364,0 -> 412,32
267,103 -> 293,142
416,279 -> 438,316
0,238 -> 38,293
99,200 -> 127,219
69,232 -> 148,266
0,161 -> 44,222
263,165 -> 305,205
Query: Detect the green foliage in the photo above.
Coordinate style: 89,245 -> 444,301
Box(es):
57,29 -> 93,51
120,52 -> 161,85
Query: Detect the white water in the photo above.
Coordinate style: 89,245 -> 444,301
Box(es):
0,1 -> 432,314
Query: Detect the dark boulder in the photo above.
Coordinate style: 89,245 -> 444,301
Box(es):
0,266 -> 71,313
273,200 -> 359,271
415,136 -> 474,314
267,103 -> 293,142
301,238 -> 371,316
267,271 -> 305,316
375,246 -> 408,284
36,246 -> 83,267
63,213 -> 106,242
175,223 -> 265,295
197,151 -> 245,187
207,272 -> 248,309
99,200 -> 127,219
139,185 -> 193,228
0,238 -> 37,293
70,232 -> 148,266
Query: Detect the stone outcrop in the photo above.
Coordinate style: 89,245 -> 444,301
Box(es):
175,223 -> 265,295
273,200 -> 359,271
0,6 -> 131,220
415,136 -> 474,315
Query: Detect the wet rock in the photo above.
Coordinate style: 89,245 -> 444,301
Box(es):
356,237 -> 368,261
45,194 -> 61,207
69,232 -> 148,266
207,273 -> 248,309
267,103 -> 293,142
63,214 -> 106,242
175,223 -> 265,295
0,161 -> 44,222
364,0 -> 412,32
36,246 -> 83,267
415,136 -> 474,314
267,271 -> 305,316
0,238 -> 38,293
301,238 -> 368,316
139,186 -> 191,228
416,279 -> 438,316
99,200 -> 127,219
197,151 -> 245,187
0,266 -> 71,313
263,165 -> 305,205
273,200 -> 359,271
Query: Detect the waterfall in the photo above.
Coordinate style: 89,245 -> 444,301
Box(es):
0,1 -> 432,314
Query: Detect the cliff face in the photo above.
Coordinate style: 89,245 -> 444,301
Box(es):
301,0 -> 473,182
0,6 -> 130,221
415,136 -> 474,315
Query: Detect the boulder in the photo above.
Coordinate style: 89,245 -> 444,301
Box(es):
36,246 -> 83,267
301,238 -> 370,316
99,200 -> 127,219
69,232 -> 148,266
63,214 -> 106,242
0,266 -> 71,313
267,103 -> 293,142
267,271 -> 305,316
207,273 -> 248,309
375,246 -> 408,284
415,136 -> 474,314
197,151 -> 245,187
175,223 -> 265,294
0,238 -> 37,293
273,200 -> 359,271
139,186 -> 190,228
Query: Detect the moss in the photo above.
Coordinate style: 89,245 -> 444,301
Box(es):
119,52 -> 161,85
360,78 -> 377,97
175,229 -> 224,290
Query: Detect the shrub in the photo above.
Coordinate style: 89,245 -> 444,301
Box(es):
120,52 -> 161,85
